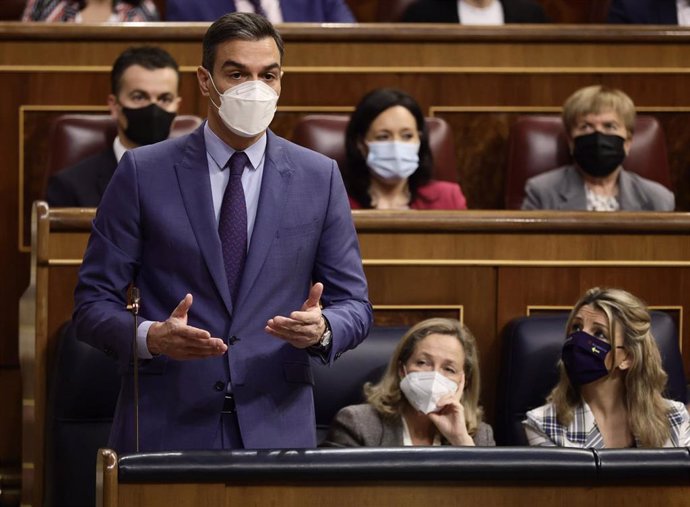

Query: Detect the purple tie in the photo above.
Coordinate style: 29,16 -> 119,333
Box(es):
248,0 -> 267,18
219,151 -> 249,304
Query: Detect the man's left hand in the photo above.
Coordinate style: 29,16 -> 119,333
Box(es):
265,282 -> 327,348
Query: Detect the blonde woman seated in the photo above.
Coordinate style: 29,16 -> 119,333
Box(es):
323,318 -> 494,447
521,85 -> 674,211
523,287 -> 690,448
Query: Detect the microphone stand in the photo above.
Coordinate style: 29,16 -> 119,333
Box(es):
126,285 -> 141,452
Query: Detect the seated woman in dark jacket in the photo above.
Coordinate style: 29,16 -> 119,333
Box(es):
323,318 -> 494,447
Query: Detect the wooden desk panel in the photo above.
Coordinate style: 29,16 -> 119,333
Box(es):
115,482 -> 688,507
21,206 -> 690,506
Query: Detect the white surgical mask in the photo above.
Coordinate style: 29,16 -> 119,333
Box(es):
399,370 -> 458,414
366,141 -> 420,181
207,72 -> 278,137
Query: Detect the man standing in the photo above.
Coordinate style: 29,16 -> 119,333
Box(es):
46,46 -> 181,207
73,12 -> 372,452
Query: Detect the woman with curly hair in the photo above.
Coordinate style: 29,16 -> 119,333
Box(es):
523,287 -> 690,448
323,318 -> 493,447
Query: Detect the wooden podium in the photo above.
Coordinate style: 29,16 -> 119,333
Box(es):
95,447 -> 690,507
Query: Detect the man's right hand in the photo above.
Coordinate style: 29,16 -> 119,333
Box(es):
146,293 -> 227,360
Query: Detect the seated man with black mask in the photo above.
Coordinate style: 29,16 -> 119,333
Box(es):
46,46 -> 181,207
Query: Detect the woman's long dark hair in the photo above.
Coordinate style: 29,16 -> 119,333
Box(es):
344,88 -> 433,208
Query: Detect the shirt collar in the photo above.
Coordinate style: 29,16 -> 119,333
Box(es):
113,136 -> 128,163
204,122 -> 267,171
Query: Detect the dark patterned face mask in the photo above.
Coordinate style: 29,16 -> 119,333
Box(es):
561,331 -> 612,386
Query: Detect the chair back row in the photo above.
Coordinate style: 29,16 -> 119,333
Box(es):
47,113 -> 671,210
291,114 -> 458,183
44,114 -> 202,196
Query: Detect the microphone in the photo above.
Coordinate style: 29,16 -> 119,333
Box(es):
126,284 -> 141,452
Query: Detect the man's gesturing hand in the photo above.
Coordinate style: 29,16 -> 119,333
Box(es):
146,294 -> 227,360
265,282 -> 327,348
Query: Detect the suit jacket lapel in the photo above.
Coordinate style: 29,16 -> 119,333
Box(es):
381,416 -> 404,446
175,125 -> 234,315
618,169 -> 647,210
235,130 -> 293,309
557,165 -> 587,210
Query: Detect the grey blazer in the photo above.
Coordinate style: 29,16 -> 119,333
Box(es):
321,403 -> 495,447
521,165 -> 675,211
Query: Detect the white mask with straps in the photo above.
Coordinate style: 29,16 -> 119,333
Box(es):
206,71 -> 278,137
399,369 -> 458,414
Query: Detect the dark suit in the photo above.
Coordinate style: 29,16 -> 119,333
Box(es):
74,124 -> 372,452
45,148 -> 117,207
607,0 -> 679,24
165,0 -> 355,22
402,0 -> 549,23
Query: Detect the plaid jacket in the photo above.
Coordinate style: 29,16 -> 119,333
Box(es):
523,399 -> 690,448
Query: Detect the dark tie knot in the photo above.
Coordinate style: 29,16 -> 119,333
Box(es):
227,151 -> 249,177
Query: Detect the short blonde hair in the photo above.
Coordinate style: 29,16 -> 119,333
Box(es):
562,85 -> 636,138
364,318 -> 484,436
548,287 -> 671,447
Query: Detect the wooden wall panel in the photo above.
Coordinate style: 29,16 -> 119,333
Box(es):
497,267 -> 690,370
115,477 -> 689,507
365,265 -> 497,415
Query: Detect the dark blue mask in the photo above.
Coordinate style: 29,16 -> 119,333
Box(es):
561,331 -> 611,386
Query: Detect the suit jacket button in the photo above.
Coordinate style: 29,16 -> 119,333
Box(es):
214,381 -> 225,391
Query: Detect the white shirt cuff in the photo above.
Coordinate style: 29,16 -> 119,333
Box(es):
136,320 -> 155,360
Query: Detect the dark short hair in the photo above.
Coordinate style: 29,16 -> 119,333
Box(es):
202,12 -> 285,73
344,88 -> 433,209
111,46 -> 180,96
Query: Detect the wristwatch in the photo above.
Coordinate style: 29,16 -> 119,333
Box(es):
314,316 -> 332,351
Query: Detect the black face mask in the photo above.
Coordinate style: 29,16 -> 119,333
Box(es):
122,103 -> 176,146
572,131 -> 627,178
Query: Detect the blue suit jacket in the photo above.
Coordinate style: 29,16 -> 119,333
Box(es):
607,0 -> 678,24
165,0 -> 356,22
73,125 -> 372,452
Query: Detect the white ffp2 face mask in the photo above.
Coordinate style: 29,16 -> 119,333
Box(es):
207,73 -> 279,137
399,370 -> 458,414
366,140 -> 420,181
